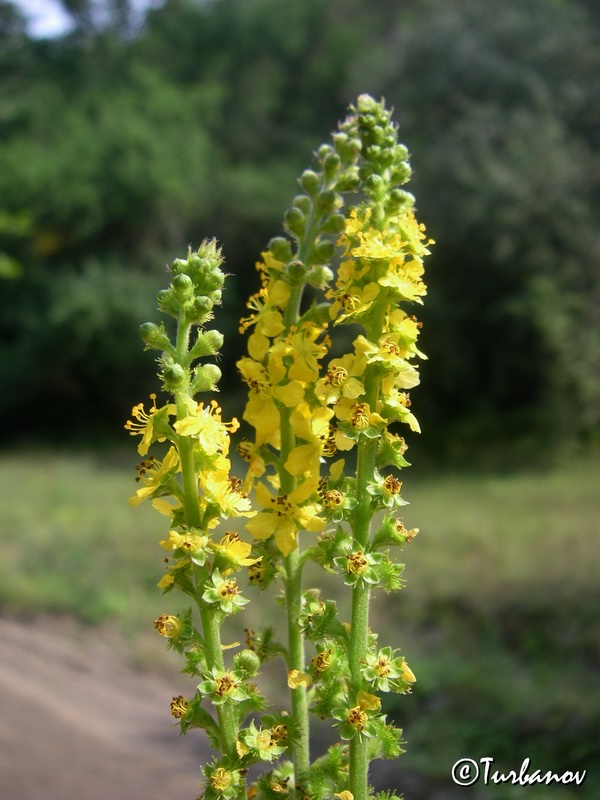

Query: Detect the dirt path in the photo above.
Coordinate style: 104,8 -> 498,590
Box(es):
0,616 -> 209,800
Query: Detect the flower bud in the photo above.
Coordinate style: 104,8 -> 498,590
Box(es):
292,194 -> 312,214
335,168 -> 360,192
192,363 -> 222,393
299,169 -> 320,196
315,190 -> 338,214
268,237 -> 292,262
284,207 -> 306,237
234,648 -> 261,677
286,259 -> 308,284
157,288 -> 180,318
162,363 -> 187,391
172,273 -> 194,301
307,266 -> 334,290
323,151 -> 341,177
319,213 -> 345,235
188,329 -> 224,360
139,322 -> 172,351
189,295 -> 214,324
311,239 -> 335,263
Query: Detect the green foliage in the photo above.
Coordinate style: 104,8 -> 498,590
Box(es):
1,451 -> 598,796
0,0 -> 599,453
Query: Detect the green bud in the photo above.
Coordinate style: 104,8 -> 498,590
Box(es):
391,162 -> 412,185
191,363 -> 221,393
311,239 -> 335,263
172,273 -> 194,301
299,170 -> 320,196
234,649 -> 261,677
332,131 -> 360,161
292,195 -> 312,214
188,329 -> 224,360
286,260 -> 308,284
315,190 -> 337,214
388,189 -> 414,212
157,288 -> 180,318
371,124 -> 385,144
162,363 -> 187,391
307,266 -> 334,290
319,213 -> 345,235
284,207 -> 305,237
318,144 -> 334,161
139,322 -> 172,351
268,237 -> 292,263
335,168 -> 360,192
189,295 -> 214,324
356,93 -> 379,114
323,152 -> 341,178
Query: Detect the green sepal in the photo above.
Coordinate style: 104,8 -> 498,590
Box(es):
367,718 -> 406,760
179,695 -> 221,747
187,329 -> 224,361
376,554 -> 406,593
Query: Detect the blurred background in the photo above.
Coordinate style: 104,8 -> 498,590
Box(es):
0,0 -> 599,798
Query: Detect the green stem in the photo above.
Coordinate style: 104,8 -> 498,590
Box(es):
174,317 -> 242,788
279,280 -> 309,790
199,604 -> 239,758
348,385 -> 379,800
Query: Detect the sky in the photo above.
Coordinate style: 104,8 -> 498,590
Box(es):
13,0 -> 159,37
14,0 -> 73,37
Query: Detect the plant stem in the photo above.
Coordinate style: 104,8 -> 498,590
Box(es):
174,318 -> 242,790
279,279 -> 310,791
349,379 -> 379,800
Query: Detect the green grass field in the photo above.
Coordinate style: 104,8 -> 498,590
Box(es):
0,449 -> 598,797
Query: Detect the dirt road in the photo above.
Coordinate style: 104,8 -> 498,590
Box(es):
0,616 -> 209,800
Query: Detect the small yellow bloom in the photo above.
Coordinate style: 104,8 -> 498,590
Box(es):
287,669 -> 313,689
154,613 -> 181,638
124,394 -> 175,455
246,480 -> 325,556
211,531 -> 261,568
357,689 -> 381,712
129,447 -> 180,507
201,472 -> 255,518
170,695 -> 189,719
402,662 -> 417,683
174,399 -> 238,455
335,792 -> 354,800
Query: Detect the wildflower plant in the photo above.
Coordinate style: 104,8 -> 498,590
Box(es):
127,95 -> 431,800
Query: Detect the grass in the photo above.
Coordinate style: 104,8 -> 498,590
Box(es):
1,448 -> 598,797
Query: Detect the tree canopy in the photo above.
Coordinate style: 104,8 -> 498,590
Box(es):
1,0 -> 598,460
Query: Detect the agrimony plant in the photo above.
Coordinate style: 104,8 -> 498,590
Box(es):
127,95 -> 432,800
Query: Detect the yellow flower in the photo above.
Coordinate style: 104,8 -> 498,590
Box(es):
154,613 -> 181,638
379,258 -> 427,304
357,689 -> 381,712
246,480 -> 325,556
243,394 -> 281,447
170,695 -> 189,718
335,792 -> 354,800
328,281 -> 380,324
124,394 -> 175,455
128,447 -> 180,506
201,471 -> 255,518
402,662 -> 417,683
314,354 -> 366,405
159,529 -> 206,550
211,532 -> 261,569
270,324 -> 329,383
174,399 -> 238,455
287,669 -> 313,689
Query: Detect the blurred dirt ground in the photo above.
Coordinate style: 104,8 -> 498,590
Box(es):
0,616 -> 208,800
